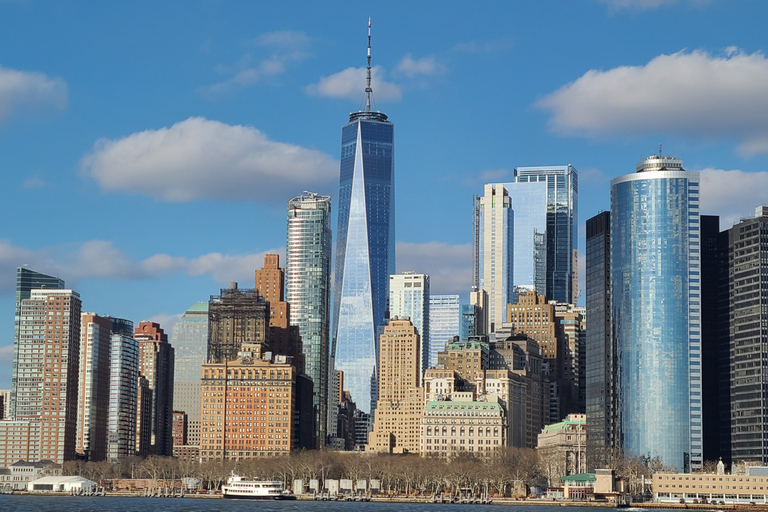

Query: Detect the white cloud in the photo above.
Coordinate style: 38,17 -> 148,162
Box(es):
397,242 -> 472,296
147,312 -> 184,335
0,66 -> 67,124
538,49 -> 768,155
0,239 -> 284,294
80,117 -> 338,202
306,66 -> 402,103
396,54 -> 445,77
22,177 -> 46,189
699,168 -> 768,227
201,31 -> 311,94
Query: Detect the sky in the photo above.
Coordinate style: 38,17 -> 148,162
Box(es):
1,0 -> 768,387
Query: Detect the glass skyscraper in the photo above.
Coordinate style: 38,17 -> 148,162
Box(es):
389,272 -> 429,379
286,192 -> 332,443
428,295 -> 460,368
611,155 -> 701,471
171,301 -> 208,441
516,165 -> 578,304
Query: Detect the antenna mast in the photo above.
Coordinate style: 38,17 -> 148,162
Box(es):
365,17 -> 372,112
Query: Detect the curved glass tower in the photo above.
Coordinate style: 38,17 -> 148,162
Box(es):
331,20 -> 395,415
611,155 -> 701,471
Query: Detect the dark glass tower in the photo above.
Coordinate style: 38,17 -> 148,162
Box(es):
331,19 -> 395,414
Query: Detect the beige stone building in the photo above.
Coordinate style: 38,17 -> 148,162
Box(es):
536,413 -> 586,484
420,398 -> 505,458
367,318 -> 423,454
200,343 -> 296,461
653,467 -> 768,504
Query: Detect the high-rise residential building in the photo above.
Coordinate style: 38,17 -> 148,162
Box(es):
135,375 -> 152,456
473,184 -> 513,333
428,295 -> 460,368
107,322 -> 138,462
255,255 -> 303,370
171,301 -> 208,446
721,206 -> 768,464
134,321 -> 174,456
286,192 -> 332,445
554,304 -> 586,415
389,272 -> 430,379
585,211 -> 618,469
208,282 -> 269,364
10,267 -> 64,418
76,313 -> 113,461
14,288 -> 82,464
0,390 -> 9,419
331,20 -> 395,414
367,318 -> 423,453
200,343 -> 296,461
515,165 -> 578,304
502,180 -> 549,302
611,155 -> 701,471
172,410 -> 187,446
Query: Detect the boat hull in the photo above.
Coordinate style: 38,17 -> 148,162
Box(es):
222,493 -> 297,500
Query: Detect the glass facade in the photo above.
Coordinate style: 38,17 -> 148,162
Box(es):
503,181 -> 548,303
428,295 -> 460,368
286,192 -> 332,443
585,211 -> 616,469
389,273 -> 429,378
460,304 -> 478,342
611,158 -> 701,471
516,165 -> 578,304
171,302 -> 208,424
332,112 -> 394,414
108,332 -> 138,462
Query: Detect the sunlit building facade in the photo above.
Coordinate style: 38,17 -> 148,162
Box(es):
428,295 -> 460,368
171,301 -> 208,446
611,155 -> 701,471
389,273 -> 429,379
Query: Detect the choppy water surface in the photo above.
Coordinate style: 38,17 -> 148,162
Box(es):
0,496 -> 668,512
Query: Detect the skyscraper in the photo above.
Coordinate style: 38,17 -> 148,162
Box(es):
516,165 -> 578,304
584,211 -> 617,469
473,184 -> 513,333
134,321 -> 174,456
10,267 -> 64,418
428,295 -> 460,368
207,282 -> 269,364
77,313 -> 113,461
722,206 -> 768,464
389,272 -> 429,380
331,19 -> 395,414
611,155 -> 701,471
15,288 -> 82,463
108,325 -> 138,462
171,301 -> 208,446
255,255 -> 303,368
286,192 -> 332,444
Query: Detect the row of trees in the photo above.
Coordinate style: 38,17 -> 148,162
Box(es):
62,447 -> 672,498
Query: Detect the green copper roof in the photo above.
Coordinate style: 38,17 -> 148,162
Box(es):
186,301 -> 209,313
559,473 -> 595,483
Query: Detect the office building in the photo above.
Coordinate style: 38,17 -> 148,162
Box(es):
171,301 -> 208,446
107,324 -> 138,462
389,272 -> 430,379
428,295 -> 460,368
10,267 -> 64,418
585,211 -> 618,469
134,321 -> 174,456
555,304 -> 586,414
420,399 -> 506,458
14,289 -> 81,464
536,413 -> 587,481
255,254 -> 302,366
460,304 -> 478,342
208,282 -> 269,364
473,184 -> 513,333
76,313 -> 113,461
721,206 -> 768,464
332,20 -> 395,416
611,154 -> 701,471
172,411 -> 187,446
200,343 -> 296,461
367,318 -> 423,453
286,192 -> 332,445
515,165 -> 578,304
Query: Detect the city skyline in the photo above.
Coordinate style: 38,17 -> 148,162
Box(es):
2,2 -> 768,387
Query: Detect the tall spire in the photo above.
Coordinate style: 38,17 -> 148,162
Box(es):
365,17 -> 372,112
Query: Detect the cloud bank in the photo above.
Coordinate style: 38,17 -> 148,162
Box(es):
0,66 -> 67,123
81,117 -> 338,202
699,168 -> 768,227
397,241 -> 472,296
306,66 -> 402,103
538,49 -> 768,154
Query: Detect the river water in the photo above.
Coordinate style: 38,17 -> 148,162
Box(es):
0,497 -> 670,512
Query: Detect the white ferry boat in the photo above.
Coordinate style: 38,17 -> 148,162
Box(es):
221,472 -> 296,500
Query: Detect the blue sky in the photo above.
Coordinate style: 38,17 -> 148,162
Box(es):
1,0 -> 768,387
